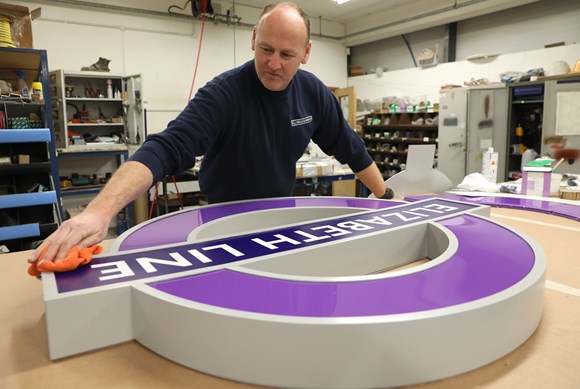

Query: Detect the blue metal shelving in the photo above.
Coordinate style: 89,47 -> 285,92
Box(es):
0,47 -> 62,249
0,223 -> 41,241
0,128 -> 52,143
0,191 -> 58,210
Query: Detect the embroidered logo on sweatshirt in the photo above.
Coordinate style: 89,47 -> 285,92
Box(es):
291,115 -> 312,126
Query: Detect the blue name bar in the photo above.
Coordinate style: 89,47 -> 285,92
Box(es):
55,199 -> 479,293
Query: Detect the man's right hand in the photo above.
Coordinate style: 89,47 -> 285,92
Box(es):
27,210 -> 110,268
26,160 -> 155,270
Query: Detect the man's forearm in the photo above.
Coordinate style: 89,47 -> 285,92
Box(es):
355,163 -> 389,198
84,160 -> 154,221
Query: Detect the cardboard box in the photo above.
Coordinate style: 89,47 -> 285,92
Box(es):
0,2 -> 35,48
296,161 -> 333,178
156,192 -> 203,209
348,66 -> 365,77
559,188 -> 580,200
332,179 -> 356,197
158,193 -> 181,207
15,154 -> 29,164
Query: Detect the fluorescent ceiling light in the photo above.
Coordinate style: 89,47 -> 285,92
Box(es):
333,0 -> 351,4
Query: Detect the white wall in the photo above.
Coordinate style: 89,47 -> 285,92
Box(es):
349,43 -> 580,107
457,0 -> 580,60
12,1 -> 348,133
349,25 -> 448,74
349,0 -> 580,74
16,0 -> 579,122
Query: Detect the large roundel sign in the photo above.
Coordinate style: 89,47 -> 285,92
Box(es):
41,197 -> 545,388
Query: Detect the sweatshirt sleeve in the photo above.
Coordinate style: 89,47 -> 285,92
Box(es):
129,83 -> 229,184
311,84 -> 373,173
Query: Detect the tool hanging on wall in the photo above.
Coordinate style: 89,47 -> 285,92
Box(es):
478,94 -> 493,129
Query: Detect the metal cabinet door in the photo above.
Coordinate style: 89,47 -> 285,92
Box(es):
438,88 -> 467,186
466,87 -> 508,182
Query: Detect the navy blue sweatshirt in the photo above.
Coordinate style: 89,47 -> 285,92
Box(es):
130,60 -> 372,203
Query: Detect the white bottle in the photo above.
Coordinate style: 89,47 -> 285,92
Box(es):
106,79 -> 113,99
482,147 -> 499,183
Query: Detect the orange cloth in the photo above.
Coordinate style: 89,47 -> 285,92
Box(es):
28,245 -> 103,277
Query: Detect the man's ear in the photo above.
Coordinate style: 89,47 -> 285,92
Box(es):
251,27 -> 257,51
301,41 -> 312,64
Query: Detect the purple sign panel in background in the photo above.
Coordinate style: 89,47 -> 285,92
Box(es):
406,194 -> 580,221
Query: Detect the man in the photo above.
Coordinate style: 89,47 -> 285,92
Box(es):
29,2 -> 393,266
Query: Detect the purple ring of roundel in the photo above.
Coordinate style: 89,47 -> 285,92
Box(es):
147,204 -> 536,317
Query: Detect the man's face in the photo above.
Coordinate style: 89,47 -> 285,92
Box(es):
251,8 -> 311,91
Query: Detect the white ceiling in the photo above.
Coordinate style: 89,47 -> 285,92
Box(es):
223,0 -> 541,45
228,0 -> 399,24
232,0 -> 536,23
52,0 -> 543,46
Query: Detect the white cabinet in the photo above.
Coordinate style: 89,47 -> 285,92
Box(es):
439,86 -> 509,185
49,69 -> 144,149
48,69 -> 144,230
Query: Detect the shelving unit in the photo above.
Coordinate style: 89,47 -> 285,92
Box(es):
0,47 -> 61,251
56,147 -> 135,233
58,148 -> 134,227
49,69 -> 144,149
49,69 -> 144,231
360,112 -> 439,179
